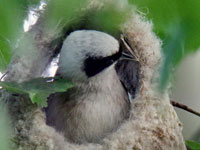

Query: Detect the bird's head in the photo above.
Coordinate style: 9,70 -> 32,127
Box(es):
58,30 -> 121,82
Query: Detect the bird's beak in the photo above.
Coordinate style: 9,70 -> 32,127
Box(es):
119,34 -> 136,61
120,51 -> 134,61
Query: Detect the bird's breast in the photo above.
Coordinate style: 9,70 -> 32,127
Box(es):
46,71 -> 130,143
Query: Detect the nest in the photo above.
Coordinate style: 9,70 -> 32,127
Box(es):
1,0 -> 186,150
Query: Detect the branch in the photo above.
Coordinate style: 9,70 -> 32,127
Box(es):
0,72 -> 8,81
171,100 -> 200,117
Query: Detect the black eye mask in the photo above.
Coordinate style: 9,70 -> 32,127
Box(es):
83,48 -> 122,77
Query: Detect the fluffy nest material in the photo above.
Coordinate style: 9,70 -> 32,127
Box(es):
1,0 -> 186,150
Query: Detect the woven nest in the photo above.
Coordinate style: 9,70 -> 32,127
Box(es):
1,0 -> 186,150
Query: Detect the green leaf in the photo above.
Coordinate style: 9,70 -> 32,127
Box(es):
0,0 -> 42,71
87,3 -> 132,37
29,92 -> 48,107
0,0 -> 21,71
44,0 -> 133,38
160,23 -> 185,89
0,102 -> 12,150
0,81 -> 27,94
186,140 -> 200,150
0,40 -> 11,71
44,0 -> 88,34
0,77 -> 74,107
26,0 -> 41,6
129,0 -> 200,89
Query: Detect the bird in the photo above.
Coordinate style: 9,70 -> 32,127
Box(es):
45,30 -> 133,144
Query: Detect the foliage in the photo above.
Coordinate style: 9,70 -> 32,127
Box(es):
85,2 -> 132,37
0,0 -> 133,106
0,0 -> 199,148
44,0 -> 132,38
0,77 -> 74,107
0,0 -> 131,71
44,0 -> 88,34
186,140 -> 200,150
0,0 -> 199,111
0,102 -> 12,150
130,0 -> 200,89
0,0 -> 41,71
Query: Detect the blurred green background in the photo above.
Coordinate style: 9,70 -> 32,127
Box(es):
131,0 -> 200,143
1,0 -> 200,86
0,0 -> 200,149
130,0 -> 200,89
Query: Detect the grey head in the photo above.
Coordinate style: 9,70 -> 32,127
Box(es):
58,30 -> 121,82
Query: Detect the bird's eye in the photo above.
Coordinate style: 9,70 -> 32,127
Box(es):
83,49 -> 122,77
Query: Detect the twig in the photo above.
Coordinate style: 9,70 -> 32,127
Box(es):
0,71 -> 8,81
171,100 -> 200,117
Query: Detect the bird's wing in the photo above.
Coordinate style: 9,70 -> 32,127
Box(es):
115,59 -> 140,100
115,36 -> 140,100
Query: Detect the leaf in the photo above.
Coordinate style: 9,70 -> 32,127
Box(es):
0,102 -> 12,150
44,0 -> 88,34
0,0 -> 42,71
0,81 -> 27,94
0,0 -> 22,71
26,0 -> 41,6
0,77 -> 74,107
0,42 -> 11,72
186,140 -> 200,150
29,92 -> 48,107
87,3 -> 132,37
160,23 -> 185,89
44,0 -> 133,38
129,0 -> 200,89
